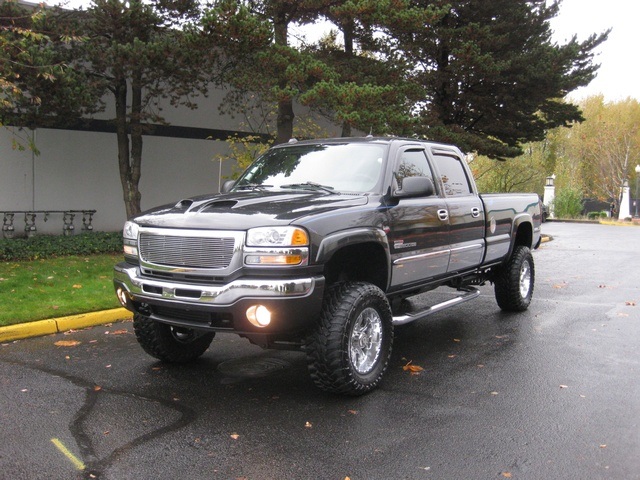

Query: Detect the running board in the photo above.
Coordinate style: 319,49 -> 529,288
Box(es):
392,287 -> 481,326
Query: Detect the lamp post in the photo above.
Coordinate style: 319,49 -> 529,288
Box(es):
635,164 -> 640,218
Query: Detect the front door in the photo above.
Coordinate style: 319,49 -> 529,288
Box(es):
385,147 -> 451,289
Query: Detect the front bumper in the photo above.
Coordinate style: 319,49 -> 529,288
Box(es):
113,262 -> 325,335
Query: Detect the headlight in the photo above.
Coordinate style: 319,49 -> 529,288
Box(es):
123,221 -> 139,240
122,221 -> 139,257
245,226 -> 309,266
246,226 -> 309,247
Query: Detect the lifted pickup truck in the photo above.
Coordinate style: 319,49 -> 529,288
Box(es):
114,137 -> 542,395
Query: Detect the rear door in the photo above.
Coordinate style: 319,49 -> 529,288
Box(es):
429,148 -> 485,273
386,147 -> 451,289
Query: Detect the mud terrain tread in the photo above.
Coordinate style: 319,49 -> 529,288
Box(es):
306,282 -> 393,395
494,245 -> 534,312
133,314 -> 214,363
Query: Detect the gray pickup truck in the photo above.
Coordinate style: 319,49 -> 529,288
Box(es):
114,137 -> 542,395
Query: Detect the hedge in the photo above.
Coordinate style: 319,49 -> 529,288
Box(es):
0,232 -> 122,261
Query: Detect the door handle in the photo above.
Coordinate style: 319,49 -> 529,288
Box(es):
437,209 -> 449,221
471,207 -> 481,218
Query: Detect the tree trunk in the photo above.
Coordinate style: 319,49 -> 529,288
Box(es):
274,18 -> 293,145
115,77 -> 142,219
341,20 -> 354,138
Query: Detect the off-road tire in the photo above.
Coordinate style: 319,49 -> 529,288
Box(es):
133,314 -> 214,363
494,245 -> 535,312
305,282 -> 393,396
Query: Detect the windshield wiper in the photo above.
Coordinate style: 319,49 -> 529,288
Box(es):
234,183 -> 273,192
280,181 -> 336,194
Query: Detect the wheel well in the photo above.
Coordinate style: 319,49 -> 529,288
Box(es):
514,221 -> 533,248
323,242 -> 388,291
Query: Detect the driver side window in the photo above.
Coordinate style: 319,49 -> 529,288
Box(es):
396,150 -> 434,190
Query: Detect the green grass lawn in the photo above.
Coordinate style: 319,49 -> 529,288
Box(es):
0,254 -> 122,327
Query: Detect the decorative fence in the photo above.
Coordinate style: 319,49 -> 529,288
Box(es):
2,210 -> 97,239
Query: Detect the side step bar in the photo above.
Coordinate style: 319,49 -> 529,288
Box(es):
392,287 -> 481,326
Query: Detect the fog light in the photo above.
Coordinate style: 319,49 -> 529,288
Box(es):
246,305 -> 271,327
116,287 -> 129,307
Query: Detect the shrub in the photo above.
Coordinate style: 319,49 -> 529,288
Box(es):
553,187 -> 584,219
0,231 -> 122,261
587,211 -> 608,220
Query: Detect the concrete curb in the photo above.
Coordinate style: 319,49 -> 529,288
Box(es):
3,235 -> 555,343
0,308 -> 133,343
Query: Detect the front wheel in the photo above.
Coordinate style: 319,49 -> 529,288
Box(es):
494,245 -> 535,312
133,314 -> 215,363
305,282 -> 393,396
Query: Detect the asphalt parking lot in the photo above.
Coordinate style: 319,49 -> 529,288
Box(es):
1,221 -> 639,480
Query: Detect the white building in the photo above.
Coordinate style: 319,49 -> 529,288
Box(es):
1,86 -> 340,236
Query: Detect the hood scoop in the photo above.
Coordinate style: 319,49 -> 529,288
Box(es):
174,199 -> 194,210
199,200 -> 238,212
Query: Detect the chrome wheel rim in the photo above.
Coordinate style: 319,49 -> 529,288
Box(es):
519,260 -> 532,298
349,307 -> 383,375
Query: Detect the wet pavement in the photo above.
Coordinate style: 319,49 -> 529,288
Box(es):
1,221 -> 639,479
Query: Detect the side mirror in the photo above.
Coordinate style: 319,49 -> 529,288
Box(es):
394,176 -> 435,198
221,180 -> 236,193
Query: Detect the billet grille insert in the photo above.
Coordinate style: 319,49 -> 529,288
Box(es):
139,233 -> 235,269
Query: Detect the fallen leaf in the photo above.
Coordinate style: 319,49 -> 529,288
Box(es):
402,360 -> 424,373
553,283 -> 568,289
94,385 -> 102,391
502,473 -> 512,478
72,284 -> 82,289
347,410 -> 358,415
453,338 -> 461,342
230,433 -> 240,440
55,340 -> 80,347
305,422 -> 313,428
599,444 -> 607,449
108,329 -> 129,335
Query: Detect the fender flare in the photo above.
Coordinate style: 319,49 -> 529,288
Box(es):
315,227 -> 392,287
506,213 -> 534,260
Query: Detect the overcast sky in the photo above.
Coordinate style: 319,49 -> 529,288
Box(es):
550,0 -> 638,102
53,0 -> 637,102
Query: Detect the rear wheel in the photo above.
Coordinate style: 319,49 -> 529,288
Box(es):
494,245 -> 535,312
133,314 -> 215,363
306,282 -> 393,395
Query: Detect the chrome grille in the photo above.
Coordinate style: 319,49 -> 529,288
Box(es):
139,233 -> 236,269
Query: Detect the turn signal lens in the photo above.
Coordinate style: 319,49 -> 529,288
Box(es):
245,254 -> 303,265
290,228 -> 309,246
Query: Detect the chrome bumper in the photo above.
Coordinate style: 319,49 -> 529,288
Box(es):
114,263 -> 321,306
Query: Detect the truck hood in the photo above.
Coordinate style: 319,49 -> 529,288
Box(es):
133,191 -> 370,230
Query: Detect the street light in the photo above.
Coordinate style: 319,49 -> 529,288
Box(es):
635,164 -> 640,218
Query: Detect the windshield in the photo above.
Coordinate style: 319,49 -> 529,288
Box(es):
234,143 -> 387,193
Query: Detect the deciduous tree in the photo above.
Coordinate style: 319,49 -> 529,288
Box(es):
0,1 -> 100,150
